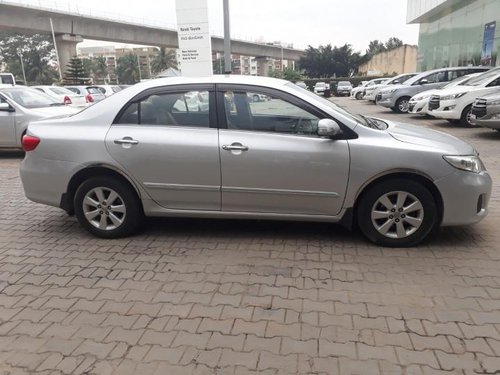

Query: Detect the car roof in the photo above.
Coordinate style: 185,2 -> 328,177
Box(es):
129,75 -> 290,91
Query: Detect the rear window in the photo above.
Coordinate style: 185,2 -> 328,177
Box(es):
87,87 -> 102,95
0,74 -> 14,85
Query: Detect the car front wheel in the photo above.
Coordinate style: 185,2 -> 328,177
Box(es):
357,179 -> 438,247
460,105 -> 474,127
74,176 -> 142,238
394,97 -> 410,113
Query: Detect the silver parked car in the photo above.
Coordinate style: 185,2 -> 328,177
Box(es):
20,76 -> 492,247
470,91 -> 500,131
0,87 -> 80,148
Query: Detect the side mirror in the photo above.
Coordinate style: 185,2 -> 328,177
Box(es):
419,79 -> 429,85
317,119 -> 342,138
0,102 -> 14,112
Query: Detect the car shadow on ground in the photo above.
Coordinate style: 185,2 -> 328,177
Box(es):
0,150 -> 24,159
475,129 -> 500,140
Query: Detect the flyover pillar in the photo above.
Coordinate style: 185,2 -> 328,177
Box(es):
255,57 -> 270,77
55,34 -> 84,75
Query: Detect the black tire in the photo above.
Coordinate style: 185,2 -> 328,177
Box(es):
394,97 -> 411,113
460,105 -> 474,127
252,94 -> 260,102
356,179 -> 438,247
74,176 -> 143,238
355,92 -> 363,100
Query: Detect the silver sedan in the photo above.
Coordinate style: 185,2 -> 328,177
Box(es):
0,87 -> 80,148
20,76 -> 492,247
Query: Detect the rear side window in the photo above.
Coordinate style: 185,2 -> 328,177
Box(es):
116,91 -> 210,127
66,87 -> 80,94
87,87 -> 102,95
0,74 -> 14,85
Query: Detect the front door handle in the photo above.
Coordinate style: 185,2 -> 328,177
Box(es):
114,137 -> 139,145
222,143 -> 249,151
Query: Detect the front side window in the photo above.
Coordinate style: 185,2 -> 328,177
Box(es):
116,91 -> 210,127
1,88 -> 58,108
223,90 -> 320,135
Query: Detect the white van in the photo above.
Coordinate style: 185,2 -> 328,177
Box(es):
0,73 -> 15,86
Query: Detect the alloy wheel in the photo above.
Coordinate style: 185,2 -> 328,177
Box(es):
398,99 -> 409,113
371,191 -> 424,239
82,187 -> 126,231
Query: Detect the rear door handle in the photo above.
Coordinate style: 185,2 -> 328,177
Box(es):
222,143 -> 249,151
114,137 -> 139,145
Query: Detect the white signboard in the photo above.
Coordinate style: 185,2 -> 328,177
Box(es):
175,0 -> 213,77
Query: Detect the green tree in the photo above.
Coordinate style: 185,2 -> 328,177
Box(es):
116,53 -> 139,84
299,44 -> 362,78
151,47 -> 177,75
385,37 -> 404,51
366,40 -> 386,57
92,56 -> 109,83
63,56 -> 89,85
269,67 -> 303,81
0,31 -> 58,85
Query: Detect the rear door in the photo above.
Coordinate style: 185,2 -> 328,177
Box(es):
105,84 -> 221,211
0,95 -> 16,146
217,84 -> 350,216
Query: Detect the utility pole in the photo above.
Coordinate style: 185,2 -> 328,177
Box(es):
223,0 -> 231,74
49,18 -> 63,80
137,54 -> 142,81
17,50 -> 27,84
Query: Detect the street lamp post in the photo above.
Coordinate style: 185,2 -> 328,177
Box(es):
223,0 -> 231,74
17,50 -> 27,85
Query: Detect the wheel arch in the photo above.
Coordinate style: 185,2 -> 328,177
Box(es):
351,171 -> 444,227
61,164 -> 143,215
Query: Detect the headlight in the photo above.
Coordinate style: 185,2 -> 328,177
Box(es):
487,99 -> 500,106
413,96 -> 423,101
443,155 -> 485,173
440,92 -> 467,101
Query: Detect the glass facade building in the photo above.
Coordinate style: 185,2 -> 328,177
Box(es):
408,0 -> 500,70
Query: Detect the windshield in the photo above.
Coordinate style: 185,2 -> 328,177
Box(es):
445,74 -> 478,88
388,74 -> 415,85
1,88 -> 59,108
460,72 -> 500,87
87,87 -> 103,95
285,82 -> 387,130
338,81 -> 351,86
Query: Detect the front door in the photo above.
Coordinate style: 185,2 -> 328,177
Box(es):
218,86 -> 350,216
0,96 -> 16,147
105,85 -> 221,211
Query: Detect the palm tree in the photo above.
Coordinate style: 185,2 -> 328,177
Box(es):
116,53 -> 139,84
93,56 -> 108,83
151,47 -> 177,75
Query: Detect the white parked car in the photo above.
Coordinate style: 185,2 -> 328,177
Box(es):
314,82 -> 328,95
350,80 -> 371,100
33,86 -> 87,107
408,73 -> 483,116
428,69 -> 500,126
65,86 -> 106,104
364,73 -> 417,102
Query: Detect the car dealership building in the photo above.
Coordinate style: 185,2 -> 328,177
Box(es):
408,0 -> 500,70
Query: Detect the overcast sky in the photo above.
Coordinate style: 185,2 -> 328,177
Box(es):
24,0 -> 419,52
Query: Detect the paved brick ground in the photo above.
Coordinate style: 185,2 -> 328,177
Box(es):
0,97 -> 499,374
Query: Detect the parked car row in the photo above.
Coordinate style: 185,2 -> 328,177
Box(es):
352,66 -> 500,131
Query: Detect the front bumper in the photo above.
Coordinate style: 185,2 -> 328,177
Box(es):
377,94 -> 397,108
472,116 -> 500,130
435,169 -> 492,226
428,100 -> 461,120
408,98 -> 429,115
364,92 -> 376,101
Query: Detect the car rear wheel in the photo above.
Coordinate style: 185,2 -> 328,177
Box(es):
394,97 -> 410,113
460,105 -> 474,127
252,94 -> 260,102
357,179 -> 438,247
74,176 -> 142,238
355,92 -> 363,100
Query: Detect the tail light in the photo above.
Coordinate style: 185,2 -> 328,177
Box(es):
22,135 -> 40,152
86,94 -> 94,103
63,96 -> 72,105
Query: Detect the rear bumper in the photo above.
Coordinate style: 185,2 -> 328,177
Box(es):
20,155 -> 77,208
435,170 -> 492,226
